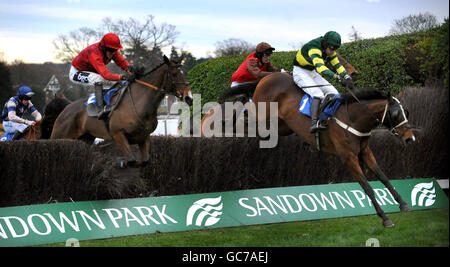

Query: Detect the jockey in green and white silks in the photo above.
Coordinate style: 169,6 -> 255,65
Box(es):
1,86 -> 42,140
293,31 -> 354,133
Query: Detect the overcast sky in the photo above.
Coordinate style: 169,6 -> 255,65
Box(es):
0,0 -> 448,63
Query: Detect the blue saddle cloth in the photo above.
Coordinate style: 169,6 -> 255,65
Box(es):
298,94 -> 342,120
85,81 -> 127,106
0,132 -> 14,141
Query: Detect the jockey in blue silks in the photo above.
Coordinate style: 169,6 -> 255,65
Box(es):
1,86 -> 42,140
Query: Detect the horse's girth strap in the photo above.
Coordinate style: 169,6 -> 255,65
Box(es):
135,79 -> 159,91
334,118 -> 372,137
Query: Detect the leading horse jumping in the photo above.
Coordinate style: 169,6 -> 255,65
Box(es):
253,72 -> 415,227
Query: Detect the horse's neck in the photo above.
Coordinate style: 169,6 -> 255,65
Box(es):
132,66 -> 167,114
346,99 -> 387,131
25,124 -> 39,140
143,65 -> 168,88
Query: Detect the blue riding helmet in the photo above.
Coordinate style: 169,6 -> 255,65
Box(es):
17,86 -> 35,97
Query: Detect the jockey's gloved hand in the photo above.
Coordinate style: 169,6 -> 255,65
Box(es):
122,73 -> 135,82
340,74 -> 355,90
126,65 -> 135,74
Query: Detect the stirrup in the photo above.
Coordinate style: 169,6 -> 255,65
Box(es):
11,131 -> 23,140
310,121 -> 326,134
98,106 -> 110,120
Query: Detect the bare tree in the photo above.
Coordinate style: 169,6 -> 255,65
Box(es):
214,38 -> 254,57
100,15 -> 178,68
53,27 -> 101,63
52,15 -> 179,67
101,15 -> 178,51
348,25 -> 362,41
389,12 -> 439,35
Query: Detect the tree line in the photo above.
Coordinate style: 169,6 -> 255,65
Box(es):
0,12 -> 444,114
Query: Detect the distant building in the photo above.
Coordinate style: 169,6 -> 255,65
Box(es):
43,75 -> 61,104
154,95 -> 181,136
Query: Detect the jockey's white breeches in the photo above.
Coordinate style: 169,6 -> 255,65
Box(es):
3,120 -> 28,134
293,66 -> 338,99
69,65 -> 116,89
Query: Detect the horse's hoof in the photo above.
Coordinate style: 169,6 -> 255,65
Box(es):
127,160 -> 139,168
118,160 -> 127,168
400,204 -> 411,212
383,219 -> 395,228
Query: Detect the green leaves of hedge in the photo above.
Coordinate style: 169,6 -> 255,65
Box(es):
188,20 -> 448,103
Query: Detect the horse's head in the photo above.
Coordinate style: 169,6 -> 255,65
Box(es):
163,55 -> 193,106
382,93 -> 416,144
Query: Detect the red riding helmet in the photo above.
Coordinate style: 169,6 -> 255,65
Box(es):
100,33 -> 123,50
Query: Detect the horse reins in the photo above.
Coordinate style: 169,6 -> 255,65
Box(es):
134,79 -> 159,91
125,64 -> 189,131
338,86 -> 411,138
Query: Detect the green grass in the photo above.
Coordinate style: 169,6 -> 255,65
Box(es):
43,208 -> 448,247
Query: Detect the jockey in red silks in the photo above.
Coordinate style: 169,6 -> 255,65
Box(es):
69,33 -> 135,120
230,42 -> 281,88
228,42 -> 287,102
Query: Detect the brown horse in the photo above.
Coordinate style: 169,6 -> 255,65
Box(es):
0,121 -> 41,141
24,121 -> 41,140
252,72 -> 415,227
201,54 -> 359,136
50,55 -> 192,166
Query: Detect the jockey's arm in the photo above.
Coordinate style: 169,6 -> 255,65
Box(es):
328,51 -> 348,78
31,110 -> 42,122
7,111 -> 32,125
112,51 -> 131,71
89,52 -> 122,81
266,62 -> 280,73
247,59 -> 271,79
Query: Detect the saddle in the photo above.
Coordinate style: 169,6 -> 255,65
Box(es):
298,93 -> 343,152
85,81 -> 128,118
298,93 -> 342,120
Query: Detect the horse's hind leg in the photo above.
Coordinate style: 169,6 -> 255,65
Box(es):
360,145 -> 411,212
339,151 -> 394,227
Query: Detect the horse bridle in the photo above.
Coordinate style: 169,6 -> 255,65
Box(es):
134,63 -> 190,99
125,61 -> 190,131
339,89 -> 410,138
380,96 -> 410,137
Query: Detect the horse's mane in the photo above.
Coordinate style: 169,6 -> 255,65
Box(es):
135,61 -> 167,79
340,88 -> 388,103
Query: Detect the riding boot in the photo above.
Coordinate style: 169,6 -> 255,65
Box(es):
94,83 -> 110,120
310,97 -> 327,134
11,128 -> 28,140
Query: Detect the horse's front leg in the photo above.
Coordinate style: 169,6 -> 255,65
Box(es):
339,151 -> 394,227
112,131 -> 138,167
360,145 -> 411,212
138,135 -> 151,167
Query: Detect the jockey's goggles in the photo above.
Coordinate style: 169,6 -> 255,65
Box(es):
105,47 -> 118,53
327,45 -> 339,51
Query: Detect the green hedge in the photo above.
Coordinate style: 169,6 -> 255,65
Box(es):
188,20 -> 449,103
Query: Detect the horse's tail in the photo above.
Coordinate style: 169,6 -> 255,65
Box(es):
218,82 -> 258,103
40,98 -> 72,139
